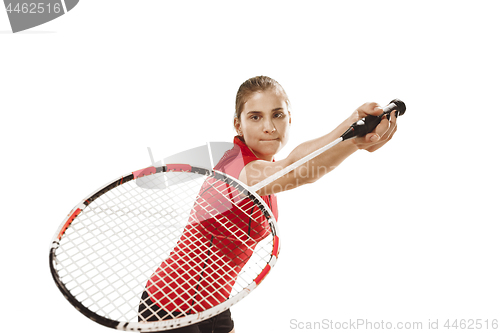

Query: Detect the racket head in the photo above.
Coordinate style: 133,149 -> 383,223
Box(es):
49,164 -> 279,332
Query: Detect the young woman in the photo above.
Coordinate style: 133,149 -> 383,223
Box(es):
141,76 -> 398,333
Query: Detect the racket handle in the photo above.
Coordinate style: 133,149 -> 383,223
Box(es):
341,99 -> 406,140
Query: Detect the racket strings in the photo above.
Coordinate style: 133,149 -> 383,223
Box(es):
142,179 -> 273,319
198,178 -> 270,242
140,176 -> 272,318
56,172 -> 201,320
145,235 -> 241,315
54,171 -> 274,325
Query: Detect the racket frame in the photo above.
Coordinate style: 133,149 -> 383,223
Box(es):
49,164 -> 279,332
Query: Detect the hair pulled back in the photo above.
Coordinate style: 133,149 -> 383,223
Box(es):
234,76 -> 290,121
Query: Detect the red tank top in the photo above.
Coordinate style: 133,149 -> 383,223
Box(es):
146,137 -> 278,312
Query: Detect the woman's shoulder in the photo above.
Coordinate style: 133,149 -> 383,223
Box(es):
214,136 -> 259,179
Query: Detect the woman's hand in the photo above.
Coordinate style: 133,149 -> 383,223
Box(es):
348,102 -> 398,152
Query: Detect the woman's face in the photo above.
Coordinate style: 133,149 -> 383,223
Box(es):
234,90 -> 291,161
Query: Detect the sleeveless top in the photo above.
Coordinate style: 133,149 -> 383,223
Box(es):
146,137 -> 278,312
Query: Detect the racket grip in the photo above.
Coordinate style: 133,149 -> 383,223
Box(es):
341,99 -> 405,140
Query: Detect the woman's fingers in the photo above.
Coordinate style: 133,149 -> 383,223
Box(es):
353,110 -> 398,152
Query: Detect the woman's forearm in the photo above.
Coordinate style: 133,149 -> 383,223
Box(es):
282,117 -> 358,185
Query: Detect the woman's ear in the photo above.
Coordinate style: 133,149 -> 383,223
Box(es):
288,111 -> 292,125
234,118 -> 242,136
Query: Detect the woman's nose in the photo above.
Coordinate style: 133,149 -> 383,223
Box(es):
263,118 -> 276,133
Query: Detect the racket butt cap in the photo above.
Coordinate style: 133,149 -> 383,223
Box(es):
390,99 -> 406,116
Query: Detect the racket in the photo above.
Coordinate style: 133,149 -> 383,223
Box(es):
49,99 -> 405,331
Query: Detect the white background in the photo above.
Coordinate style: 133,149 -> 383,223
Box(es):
1,1 -> 499,332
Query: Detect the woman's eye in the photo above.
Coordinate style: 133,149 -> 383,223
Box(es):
250,115 -> 260,120
274,113 -> 285,118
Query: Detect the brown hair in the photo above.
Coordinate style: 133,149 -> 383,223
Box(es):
234,76 -> 291,120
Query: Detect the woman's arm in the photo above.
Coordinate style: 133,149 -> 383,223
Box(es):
239,102 -> 398,195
